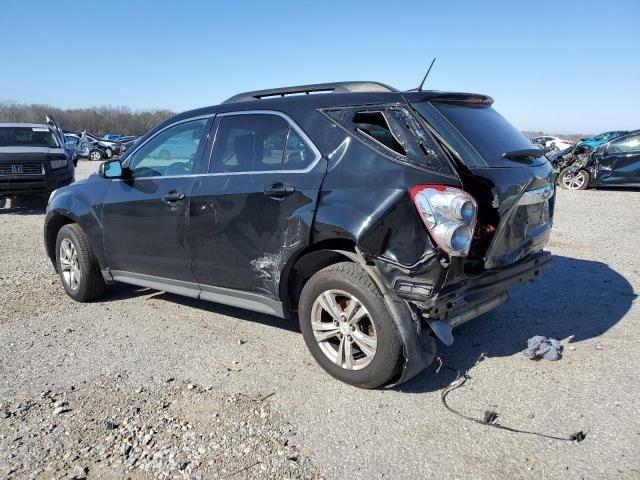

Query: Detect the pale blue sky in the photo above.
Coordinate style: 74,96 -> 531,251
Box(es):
1,0 -> 638,133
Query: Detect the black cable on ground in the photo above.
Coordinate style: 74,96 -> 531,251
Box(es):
439,357 -> 586,443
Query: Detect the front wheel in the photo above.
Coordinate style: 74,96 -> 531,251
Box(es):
89,149 -> 104,161
559,168 -> 590,190
55,224 -> 107,302
298,262 -> 403,388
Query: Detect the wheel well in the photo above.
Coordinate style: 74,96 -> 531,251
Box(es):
45,215 -> 75,268
281,239 -> 357,313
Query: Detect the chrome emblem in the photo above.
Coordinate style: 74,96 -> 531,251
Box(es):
11,164 -> 23,174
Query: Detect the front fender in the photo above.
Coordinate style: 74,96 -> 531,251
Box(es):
44,181 -> 108,269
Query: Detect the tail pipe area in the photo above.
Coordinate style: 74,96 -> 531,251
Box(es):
426,291 -> 509,346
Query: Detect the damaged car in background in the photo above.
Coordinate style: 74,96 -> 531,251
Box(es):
551,130 -> 640,189
44,81 -> 555,388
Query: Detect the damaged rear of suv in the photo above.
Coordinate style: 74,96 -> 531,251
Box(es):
45,82 -> 554,388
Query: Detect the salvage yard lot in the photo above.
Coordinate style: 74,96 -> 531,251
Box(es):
1,161 -> 639,479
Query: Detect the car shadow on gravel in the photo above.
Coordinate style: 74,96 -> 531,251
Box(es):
399,255 -> 636,393
0,195 -> 48,214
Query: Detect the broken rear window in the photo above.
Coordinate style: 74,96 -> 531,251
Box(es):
322,105 -> 454,177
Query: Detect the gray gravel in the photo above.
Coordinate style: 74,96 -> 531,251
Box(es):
1,161 -> 639,479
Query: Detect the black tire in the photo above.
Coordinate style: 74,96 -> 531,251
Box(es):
558,167 -> 590,190
55,224 -> 107,302
299,262 -> 403,388
89,149 -> 104,162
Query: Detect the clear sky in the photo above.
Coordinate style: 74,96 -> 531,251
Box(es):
1,0 -> 638,134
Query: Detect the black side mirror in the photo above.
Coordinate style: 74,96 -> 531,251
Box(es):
100,160 -> 123,178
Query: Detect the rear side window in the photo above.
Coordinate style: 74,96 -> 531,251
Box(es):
322,105 -> 454,176
210,114 -> 316,173
0,127 -> 60,148
413,102 -> 545,168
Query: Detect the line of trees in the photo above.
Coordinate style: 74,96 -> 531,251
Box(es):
0,102 -> 175,136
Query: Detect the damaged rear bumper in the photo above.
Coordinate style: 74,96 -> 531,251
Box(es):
356,249 -> 551,386
426,251 -> 552,345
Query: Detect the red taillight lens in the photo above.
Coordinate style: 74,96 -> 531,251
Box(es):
410,185 -> 478,257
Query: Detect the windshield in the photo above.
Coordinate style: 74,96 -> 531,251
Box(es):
412,101 -> 545,168
0,127 -> 60,148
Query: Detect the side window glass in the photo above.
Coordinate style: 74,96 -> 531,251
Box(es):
210,114 -> 289,173
609,134 -> 640,154
128,119 -> 207,178
282,130 -> 315,170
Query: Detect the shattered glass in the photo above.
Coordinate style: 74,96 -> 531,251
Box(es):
322,105 -> 455,177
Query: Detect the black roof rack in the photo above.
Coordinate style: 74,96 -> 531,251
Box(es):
222,81 -> 397,104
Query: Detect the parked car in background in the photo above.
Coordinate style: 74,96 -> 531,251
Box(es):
530,135 -> 573,153
45,81 -> 555,388
63,130 -> 122,157
118,136 -> 140,154
102,133 -> 125,141
579,130 -> 628,149
0,120 -> 74,195
64,133 -> 112,161
557,130 -> 640,189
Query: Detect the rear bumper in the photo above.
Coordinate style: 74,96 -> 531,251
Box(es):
432,250 -> 552,318
425,251 -> 552,345
0,170 -> 73,194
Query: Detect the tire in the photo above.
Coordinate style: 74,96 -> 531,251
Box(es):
55,224 -> 107,302
559,167 -> 590,190
298,262 -> 403,388
89,149 -> 104,162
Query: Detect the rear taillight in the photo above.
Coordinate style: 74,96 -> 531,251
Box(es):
411,185 -> 478,257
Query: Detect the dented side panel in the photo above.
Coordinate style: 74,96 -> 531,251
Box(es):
188,157 -> 326,298
312,126 -> 461,296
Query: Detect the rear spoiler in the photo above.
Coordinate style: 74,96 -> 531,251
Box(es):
402,91 -> 494,106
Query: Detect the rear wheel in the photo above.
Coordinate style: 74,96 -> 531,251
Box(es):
298,262 -> 403,388
55,224 -> 106,302
559,168 -> 589,190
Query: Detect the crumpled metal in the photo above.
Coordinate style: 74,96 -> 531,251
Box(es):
522,335 -> 563,361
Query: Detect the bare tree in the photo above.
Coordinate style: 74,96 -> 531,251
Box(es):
0,102 -> 175,136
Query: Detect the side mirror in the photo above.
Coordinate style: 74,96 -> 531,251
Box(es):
100,160 -> 123,179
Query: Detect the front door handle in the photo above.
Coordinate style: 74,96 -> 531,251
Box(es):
162,191 -> 186,203
264,182 -> 296,198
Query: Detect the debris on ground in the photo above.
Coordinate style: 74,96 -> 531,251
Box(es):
522,335 -> 563,361
0,376 -> 319,479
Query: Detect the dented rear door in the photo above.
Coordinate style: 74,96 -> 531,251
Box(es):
188,112 -> 325,299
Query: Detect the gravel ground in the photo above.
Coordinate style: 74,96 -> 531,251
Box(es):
1,160 -> 639,479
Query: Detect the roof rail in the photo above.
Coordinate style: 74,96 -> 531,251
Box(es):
222,81 -> 397,104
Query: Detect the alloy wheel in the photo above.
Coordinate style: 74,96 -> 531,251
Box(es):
310,289 -> 377,370
90,151 -> 101,161
562,170 -> 586,190
59,238 -> 81,291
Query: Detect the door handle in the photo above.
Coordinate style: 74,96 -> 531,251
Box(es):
264,182 -> 296,198
162,191 -> 186,203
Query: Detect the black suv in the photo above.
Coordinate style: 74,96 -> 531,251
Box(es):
44,82 -> 555,388
1,119 -> 74,196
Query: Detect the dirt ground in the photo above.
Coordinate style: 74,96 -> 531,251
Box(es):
1,160 -> 639,479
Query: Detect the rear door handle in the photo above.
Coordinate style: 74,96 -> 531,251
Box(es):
162,191 -> 185,203
264,182 -> 295,198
